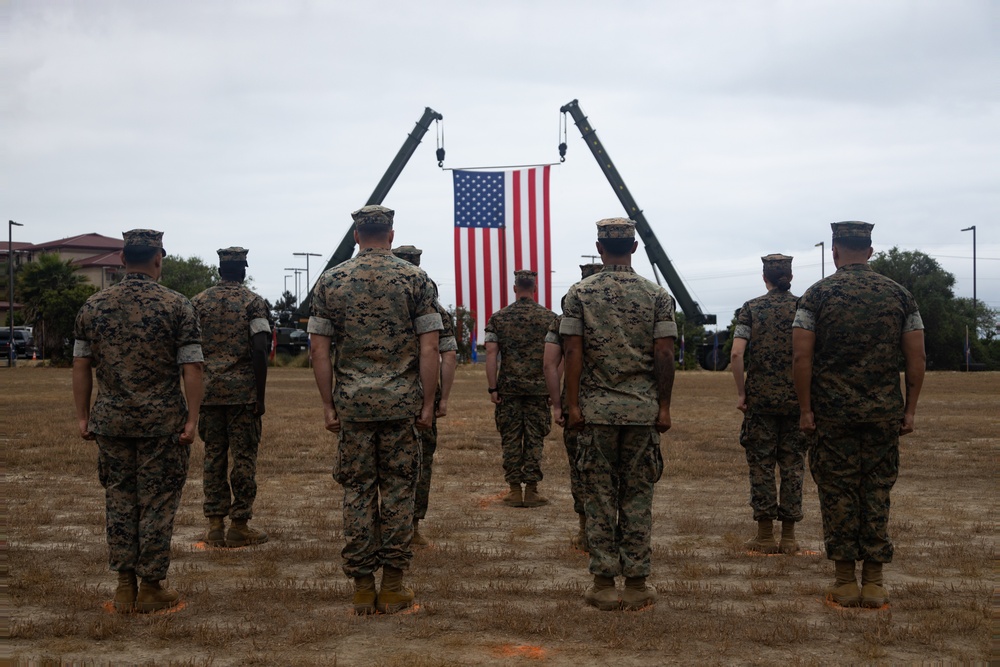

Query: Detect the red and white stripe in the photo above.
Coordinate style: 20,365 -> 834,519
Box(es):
454,166 -> 552,343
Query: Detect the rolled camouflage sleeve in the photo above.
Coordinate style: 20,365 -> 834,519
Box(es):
176,300 -> 204,364
248,296 -> 272,336
413,274 -> 444,335
902,292 -> 924,333
793,288 -> 819,331
653,289 -> 678,339
733,302 -> 752,340
559,287 -> 584,337
307,272 -> 337,338
73,305 -> 92,358
484,314 -> 499,343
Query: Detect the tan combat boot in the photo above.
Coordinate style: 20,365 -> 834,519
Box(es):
135,579 -> 180,613
570,513 -> 588,552
113,570 -> 137,613
226,519 -> 269,547
825,560 -> 861,607
583,575 -> 619,611
204,517 -> 226,547
376,565 -> 414,614
861,561 -> 889,608
411,519 -> 428,547
621,576 -> 657,611
744,519 -> 779,554
501,483 -> 523,508
352,574 -> 377,615
522,482 -> 549,508
779,520 -> 799,554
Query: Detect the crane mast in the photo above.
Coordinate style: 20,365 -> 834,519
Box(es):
560,99 -> 715,326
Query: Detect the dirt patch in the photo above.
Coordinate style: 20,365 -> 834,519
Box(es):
6,366 -> 994,664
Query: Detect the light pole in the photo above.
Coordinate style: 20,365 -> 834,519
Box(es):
8,220 -> 24,367
293,252 -> 322,303
815,241 -> 825,279
284,267 -> 305,306
284,274 -> 292,297
961,225 -> 977,334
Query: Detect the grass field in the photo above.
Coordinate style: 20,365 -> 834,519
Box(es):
5,365 -> 995,665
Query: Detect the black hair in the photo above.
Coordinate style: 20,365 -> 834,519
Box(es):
598,238 -> 634,256
763,266 -> 792,292
515,276 -> 537,291
219,262 -> 246,282
356,225 -> 392,243
833,237 -> 872,252
122,246 -> 160,265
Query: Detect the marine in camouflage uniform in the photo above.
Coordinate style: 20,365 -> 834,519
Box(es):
192,247 -> 272,548
544,263 -> 603,550
561,219 -> 676,611
730,254 -> 812,555
485,269 -> 558,508
392,245 -> 458,546
72,229 -> 203,613
792,221 -> 925,608
309,207 -> 442,615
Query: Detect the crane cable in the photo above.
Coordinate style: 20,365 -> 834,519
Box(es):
558,110 -> 568,162
435,118 -> 446,167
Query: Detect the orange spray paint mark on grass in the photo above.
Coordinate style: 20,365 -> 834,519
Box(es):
478,493 -> 508,509
193,541 -> 249,551
821,597 -> 890,612
102,600 -> 188,615
493,644 -> 547,659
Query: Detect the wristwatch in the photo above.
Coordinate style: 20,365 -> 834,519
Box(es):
488,387 -> 498,394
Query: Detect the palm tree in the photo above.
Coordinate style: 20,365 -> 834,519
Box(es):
18,253 -> 95,361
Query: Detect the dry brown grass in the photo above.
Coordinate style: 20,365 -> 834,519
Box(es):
5,366 -> 995,665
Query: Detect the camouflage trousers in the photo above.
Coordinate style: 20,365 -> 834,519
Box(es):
563,415 -> 585,515
334,419 -> 420,578
414,410 -> 438,521
739,411 -> 810,522
96,433 -> 190,581
578,425 -> 663,578
199,404 -> 262,521
494,395 -> 551,485
810,420 -> 899,563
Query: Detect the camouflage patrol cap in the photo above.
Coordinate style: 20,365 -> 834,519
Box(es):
351,205 -> 394,229
580,263 -> 603,278
514,269 -> 537,280
217,247 -> 249,266
761,254 -> 792,270
122,229 -> 166,256
831,221 -> 874,240
392,245 -> 422,265
596,217 -> 636,239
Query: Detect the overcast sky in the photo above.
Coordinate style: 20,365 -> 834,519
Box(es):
3,0 -> 998,327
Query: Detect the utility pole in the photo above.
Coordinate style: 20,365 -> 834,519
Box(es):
284,274 -> 292,297
8,220 -> 23,367
815,241 -> 825,279
961,225 -> 977,334
284,268 -> 305,307
293,252 -> 322,303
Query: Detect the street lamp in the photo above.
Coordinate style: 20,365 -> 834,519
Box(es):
284,267 -> 306,306
284,274 -> 292,296
961,225 -> 977,333
8,220 -> 24,367
815,241 -> 825,279
293,252 -> 322,302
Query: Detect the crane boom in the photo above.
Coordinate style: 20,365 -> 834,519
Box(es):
560,99 -> 715,325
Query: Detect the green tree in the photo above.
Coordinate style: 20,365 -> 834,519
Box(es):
160,255 -> 219,298
18,253 -> 96,360
870,247 -> 967,369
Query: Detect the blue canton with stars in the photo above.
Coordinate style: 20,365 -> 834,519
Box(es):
454,171 -> 505,228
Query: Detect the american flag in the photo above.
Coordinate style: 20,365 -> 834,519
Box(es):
453,166 -> 552,344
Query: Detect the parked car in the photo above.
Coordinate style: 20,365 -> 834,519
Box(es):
274,327 -> 309,356
0,329 -> 34,359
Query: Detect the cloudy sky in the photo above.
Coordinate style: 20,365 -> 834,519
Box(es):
3,0 -> 998,326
